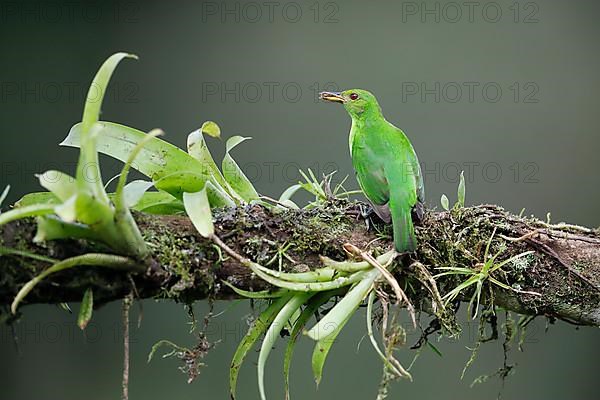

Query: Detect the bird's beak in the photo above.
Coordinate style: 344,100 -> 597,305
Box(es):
319,91 -> 345,103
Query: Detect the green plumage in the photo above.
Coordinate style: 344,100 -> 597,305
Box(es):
320,89 -> 424,252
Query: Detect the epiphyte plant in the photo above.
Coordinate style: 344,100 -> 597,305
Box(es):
0,53 -> 424,400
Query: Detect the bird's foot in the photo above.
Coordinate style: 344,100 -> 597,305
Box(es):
346,203 -> 377,231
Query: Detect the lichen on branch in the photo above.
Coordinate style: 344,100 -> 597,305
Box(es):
1,202 -> 599,327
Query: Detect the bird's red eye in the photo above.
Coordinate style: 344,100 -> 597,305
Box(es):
350,93 -> 359,100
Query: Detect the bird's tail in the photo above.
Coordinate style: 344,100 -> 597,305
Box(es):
390,202 -> 417,253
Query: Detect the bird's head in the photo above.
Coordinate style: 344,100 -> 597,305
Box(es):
319,89 -> 382,119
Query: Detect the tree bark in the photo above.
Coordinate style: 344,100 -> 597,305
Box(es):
1,202 -> 599,326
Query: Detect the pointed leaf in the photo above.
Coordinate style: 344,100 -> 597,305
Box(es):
0,185 -> 10,210
37,171 -> 76,202
183,188 -> 214,237
122,180 -> 155,208
187,127 -> 227,188
457,171 -> 466,208
34,216 -> 99,243
221,280 -> 288,299
320,250 -> 396,273
54,195 -> 77,222
305,268 -> 379,341
251,262 -> 336,283
81,53 -> 138,134
230,294 -> 293,399
258,293 -> 312,400
278,200 -> 299,209
0,204 -> 55,227
114,129 -> 163,211
77,288 -> 94,330
14,192 -> 60,208
201,121 -> 221,138
248,262 -> 366,292
62,121 -> 211,199
222,136 -> 259,202
11,253 -> 138,314
311,308 -> 352,386
78,53 -> 137,198
116,191 -> 182,214
279,184 -> 302,203
58,303 -> 72,313
441,194 -> 450,211
55,192 -> 113,226
284,292 -> 334,399
205,180 -> 236,208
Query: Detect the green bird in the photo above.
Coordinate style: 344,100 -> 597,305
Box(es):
320,89 -> 424,252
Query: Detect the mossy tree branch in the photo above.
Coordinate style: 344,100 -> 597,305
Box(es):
1,202 -> 599,326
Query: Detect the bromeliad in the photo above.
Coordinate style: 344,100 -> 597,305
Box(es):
320,89 -> 424,252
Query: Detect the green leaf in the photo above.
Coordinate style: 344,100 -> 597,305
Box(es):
305,268 -> 380,341
299,169 -> 326,200
258,293 -> 312,400
222,136 -> 259,202
230,294 -> 293,400
311,307 -> 352,386
284,291 -> 334,400
58,303 -> 72,313
440,194 -> 450,211
77,288 -> 93,330
320,250 -> 396,273
279,184 -> 302,203
122,180 -> 155,208
0,185 -> 10,210
457,171 -> 466,208
187,127 -> 228,189
77,53 -> 137,199
183,188 -> 214,237
14,192 -> 60,208
34,216 -> 99,243
427,341 -> 443,357
442,275 -> 481,304
11,253 -> 139,314
221,280 -> 288,299
0,204 -> 55,227
0,245 -> 57,263
80,53 -> 137,134
201,121 -> 221,138
114,129 -> 163,211
37,171 -> 77,202
248,262 -> 367,292
61,121 -> 211,199
55,191 -> 113,226
205,180 -> 236,208
250,263 -> 336,283
126,191 -> 181,213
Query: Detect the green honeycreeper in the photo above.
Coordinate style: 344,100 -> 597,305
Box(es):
320,89 -> 424,252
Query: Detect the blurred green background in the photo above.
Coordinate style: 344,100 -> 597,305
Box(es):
1,0 -> 599,399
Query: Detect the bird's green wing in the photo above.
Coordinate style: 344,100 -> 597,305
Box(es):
351,148 -> 388,204
355,170 -> 392,222
352,145 -> 392,222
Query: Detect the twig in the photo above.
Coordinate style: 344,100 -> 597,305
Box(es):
526,238 -> 600,293
500,229 -> 600,245
344,243 -> 416,328
127,274 -> 143,328
499,230 -> 540,243
122,293 -> 133,400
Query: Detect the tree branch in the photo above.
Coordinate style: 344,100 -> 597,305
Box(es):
1,202 -> 599,326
